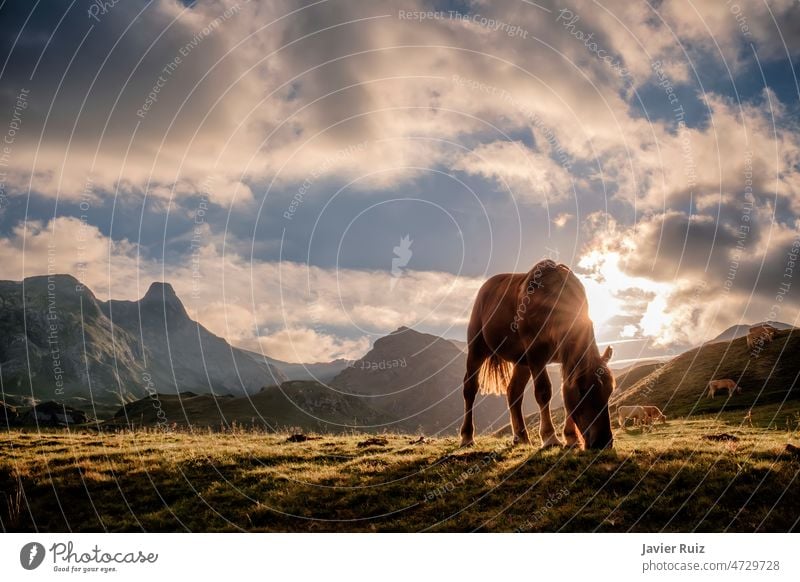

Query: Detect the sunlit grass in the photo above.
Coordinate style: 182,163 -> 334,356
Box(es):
1,409 -> 798,532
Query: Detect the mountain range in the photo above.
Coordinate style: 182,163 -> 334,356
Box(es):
0,276 -> 518,434
3,274 -> 796,435
105,326 -> 523,434
0,275 -> 286,416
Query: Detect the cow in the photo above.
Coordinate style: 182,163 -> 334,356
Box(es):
642,405 -> 667,424
707,379 -> 741,398
617,405 -> 650,429
747,324 -> 776,354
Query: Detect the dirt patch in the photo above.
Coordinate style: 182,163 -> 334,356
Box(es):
702,433 -> 740,442
285,434 -> 321,443
356,437 -> 388,448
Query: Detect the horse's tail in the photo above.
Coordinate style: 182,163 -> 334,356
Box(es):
478,353 -> 513,395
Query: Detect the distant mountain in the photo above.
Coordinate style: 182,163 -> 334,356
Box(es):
244,351 -> 350,383
615,328 -> 800,416
0,275 -> 286,414
0,275 -> 147,414
448,338 -> 468,353
102,281 -> 286,396
110,326 -> 552,434
330,326 -> 527,435
710,321 -> 794,343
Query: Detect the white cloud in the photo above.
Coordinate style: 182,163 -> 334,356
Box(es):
0,216 -> 485,361
4,0 -> 800,358
254,328 -> 369,363
553,212 -> 573,227
452,140 -> 573,204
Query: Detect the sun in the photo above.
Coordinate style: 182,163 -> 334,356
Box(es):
576,250 -> 673,340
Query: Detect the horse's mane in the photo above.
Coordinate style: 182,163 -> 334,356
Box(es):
521,260 -> 591,325
524,260 -> 607,381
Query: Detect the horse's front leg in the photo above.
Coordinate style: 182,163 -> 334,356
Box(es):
563,414 -> 580,448
529,361 -> 563,448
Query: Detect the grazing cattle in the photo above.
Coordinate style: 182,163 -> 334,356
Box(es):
707,379 -> 741,398
747,324 -> 776,353
617,405 -> 649,428
460,259 -> 615,450
617,405 -> 650,428
642,405 -> 667,424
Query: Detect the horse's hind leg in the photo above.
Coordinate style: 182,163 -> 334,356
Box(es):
459,335 -> 489,447
530,362 -> 563,448
506,364 -> 531,445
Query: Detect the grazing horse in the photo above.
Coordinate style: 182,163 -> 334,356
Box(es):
459,260 -> 615,450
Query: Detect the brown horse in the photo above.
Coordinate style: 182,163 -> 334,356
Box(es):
459,260 -> 615,449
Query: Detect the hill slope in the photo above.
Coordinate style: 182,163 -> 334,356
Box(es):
108,380 -> 388,432
615,328 -> 800,416
711,321 -> 793,343
614,361 -> 665,394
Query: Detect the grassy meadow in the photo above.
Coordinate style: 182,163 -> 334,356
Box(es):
2,404 -> 799,532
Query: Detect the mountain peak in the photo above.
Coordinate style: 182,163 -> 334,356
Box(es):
140,282 -> 187,317
24,273 -> 81,286
389,326 -> 417,335
143,281 -> 178,300
373,326 -> 456,355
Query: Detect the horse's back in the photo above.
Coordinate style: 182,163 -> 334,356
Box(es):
468,261 -> 585,360
467,272 -> 526,353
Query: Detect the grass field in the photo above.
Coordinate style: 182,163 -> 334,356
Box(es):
2,405 -> 799,533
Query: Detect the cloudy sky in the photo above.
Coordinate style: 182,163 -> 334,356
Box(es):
1,0 -> 798,363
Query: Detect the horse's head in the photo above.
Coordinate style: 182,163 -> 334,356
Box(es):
564,346 -> 615,449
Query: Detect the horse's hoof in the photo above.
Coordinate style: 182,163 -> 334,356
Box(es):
512,435 -> 532,446
540,435 -> 564,449
459,437 -> 475,448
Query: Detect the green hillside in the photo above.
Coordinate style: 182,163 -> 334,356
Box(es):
614,361 -> 665,393
615,329 -> 800,417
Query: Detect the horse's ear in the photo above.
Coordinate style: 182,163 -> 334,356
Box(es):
601,346 -> 613,362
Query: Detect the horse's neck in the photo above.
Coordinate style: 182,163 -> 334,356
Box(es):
559,338 -> 600,379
